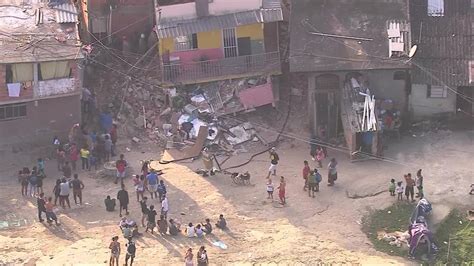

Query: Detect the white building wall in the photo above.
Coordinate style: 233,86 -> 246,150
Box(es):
409,83 -> 457,120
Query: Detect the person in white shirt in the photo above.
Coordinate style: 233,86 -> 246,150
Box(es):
185,223 -> 195,237
395,181 -> 404,201
59,178 -> 71,208
161,195 -> 169,219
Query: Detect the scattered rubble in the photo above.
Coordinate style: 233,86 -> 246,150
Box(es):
91,70 -> 277,157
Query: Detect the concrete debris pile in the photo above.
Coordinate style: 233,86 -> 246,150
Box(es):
189,75 -> 274,117
94,73 -> 277,153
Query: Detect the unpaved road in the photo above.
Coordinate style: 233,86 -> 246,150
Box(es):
0,129 -> 472,265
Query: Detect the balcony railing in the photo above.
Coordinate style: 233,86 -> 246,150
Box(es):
162,51 -> 281,84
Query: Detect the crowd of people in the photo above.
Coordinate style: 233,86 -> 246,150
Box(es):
265,147 -> 339,205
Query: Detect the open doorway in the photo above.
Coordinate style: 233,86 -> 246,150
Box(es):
311,74 -> 342,140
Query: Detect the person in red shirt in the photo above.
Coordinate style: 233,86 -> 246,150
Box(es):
302,160 -> 310,191
115,154 -> 128,184
68,143 -> 79,171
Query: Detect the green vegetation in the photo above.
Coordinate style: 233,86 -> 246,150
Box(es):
362,202 -> 413,257
362,203 -> 473,263
434,210 -> 473,264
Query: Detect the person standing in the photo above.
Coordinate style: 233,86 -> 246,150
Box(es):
197,246 -> 209,266
70,174 -> 85,205
115,154 -> 128,184
53,179 -> 61,205
184,248 -> 194,266
146,170 -> 159,199
28,169 -> 38,197
267,147 -> 279,178
68,143 -> 79,171
161,194 -> 169,219
37,158 -> 46,178
315,147 -> 325,168
124,237 -> 136,266
35,168 -> 44,195
405,173 -> 415,202
80,145 -> 90,170
415,169 -> 424,198
277,176 -> 286,205
59,178 -> 71,208
117,184 -> 129,217
110,124 -> 118,157
133,175 -> 145,202
20,169 -> 28,196
145,205 -> 157,234
57,148 -> 66,172
140,197 -> 149,227
62,161 -> 72,179
201,148 -> 215,176
109,236 -> 121,266
307,170 -> 317,198
158,180 -> 167,202
327,158 -> 338,186
302,160 -> 310,191
37,192 -> 47,222
104,135 -> 113,162
266,178 -> 274,200
45,197 -> 60,225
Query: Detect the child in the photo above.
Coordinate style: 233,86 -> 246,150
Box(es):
389,179 -> 396,196
266,178 -> 274,200
89,150 -> 98,170
396,181 -> 404,201
315,147 -> 325,168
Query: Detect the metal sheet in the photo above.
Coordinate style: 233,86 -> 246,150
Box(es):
55,3 -> 78,23
157,9 -> 283,39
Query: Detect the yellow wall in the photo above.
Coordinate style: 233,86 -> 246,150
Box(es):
197,30 -> 222,49
159,37 -> 175,54
159,23 -> 264,54
236,24 -> 264,40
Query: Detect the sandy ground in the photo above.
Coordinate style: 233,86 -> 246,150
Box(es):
0,127 -> 472,265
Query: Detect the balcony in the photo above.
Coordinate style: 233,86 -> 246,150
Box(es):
162,51 -> 281,85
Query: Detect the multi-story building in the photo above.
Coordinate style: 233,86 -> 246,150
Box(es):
409,0 -> 474,118
289,0 -> 412,157
0,0 -> 83,148
155,0 -> 283,85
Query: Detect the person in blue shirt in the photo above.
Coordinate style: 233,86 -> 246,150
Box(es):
146,171 -> 159,199
157,180 -> 167,202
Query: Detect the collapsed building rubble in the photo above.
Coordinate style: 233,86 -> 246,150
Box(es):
88,67 -> 278,158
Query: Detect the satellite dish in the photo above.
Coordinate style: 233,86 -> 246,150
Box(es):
408,45 -> 418,58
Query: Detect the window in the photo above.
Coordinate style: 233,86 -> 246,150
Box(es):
39,61 -> 71,80
174,34 -> 198,51
427,84 -> 448,98
223,28 -> 238,58
471,0 -> 474,8
428,0 -> 444,16
0,103 -> 27,121
7,63 -> 34,83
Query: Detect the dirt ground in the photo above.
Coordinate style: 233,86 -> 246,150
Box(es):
0,127 -> 472,265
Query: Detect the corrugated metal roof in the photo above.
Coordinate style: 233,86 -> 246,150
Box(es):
262,0 -> 282,9
157,8 -> 283,38
54,3 -> 78,23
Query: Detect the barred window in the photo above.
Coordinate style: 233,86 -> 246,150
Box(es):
0,103 -> 27,121
174,34 -> 198,51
